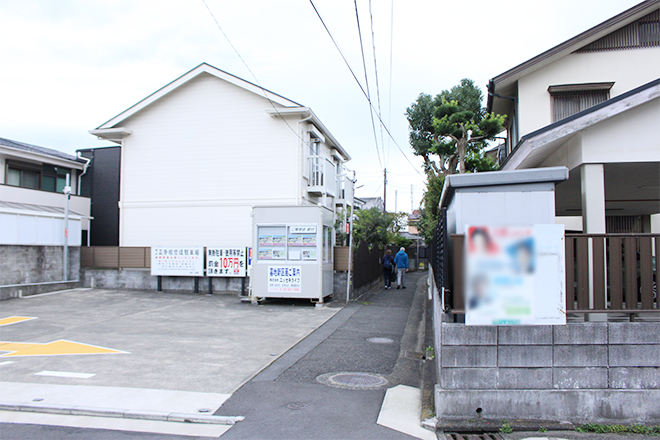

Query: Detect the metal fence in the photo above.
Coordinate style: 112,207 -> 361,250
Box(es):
429,208 -> 450,309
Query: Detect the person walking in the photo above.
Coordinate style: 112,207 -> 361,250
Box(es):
394,247 -> 409,289
382,249 -> 395,289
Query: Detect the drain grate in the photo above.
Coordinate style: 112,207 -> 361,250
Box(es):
367,337 -> 394,344
445,433 -> 503,440
286,402 -> 308,410
316,372 -> 388,390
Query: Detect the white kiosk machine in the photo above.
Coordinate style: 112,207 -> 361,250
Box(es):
252,205 -> 335,303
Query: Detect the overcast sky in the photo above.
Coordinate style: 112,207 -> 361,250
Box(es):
0,0 -> 641,212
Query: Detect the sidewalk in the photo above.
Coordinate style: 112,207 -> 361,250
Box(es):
215,271 -> 433,440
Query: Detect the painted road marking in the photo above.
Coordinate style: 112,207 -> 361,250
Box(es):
35,371 -> 96,379
0,340 -> 129,358
0,361 -> 15,366
0,316 -> 37,327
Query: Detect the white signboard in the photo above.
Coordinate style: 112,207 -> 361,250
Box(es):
268,266 -> 302,293
289,226 -> 317,234
464,224 -> 565,326
151,247 -> 204,276
207,247 -> 247,277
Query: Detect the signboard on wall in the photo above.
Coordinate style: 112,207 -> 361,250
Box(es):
151,247 -> 204,276
267,266 -> 302,293
464,224 -> 565,326
207,247 -> 246,277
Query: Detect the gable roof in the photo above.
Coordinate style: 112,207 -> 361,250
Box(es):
500,77 -> 660,171
487,0 -> 660,111
95,62 -> 303,130
0,137 -> 81,164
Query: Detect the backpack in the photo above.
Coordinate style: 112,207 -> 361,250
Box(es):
383,255 -> 393,269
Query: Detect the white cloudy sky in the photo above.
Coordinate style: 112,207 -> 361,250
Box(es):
0,0 -> 640,212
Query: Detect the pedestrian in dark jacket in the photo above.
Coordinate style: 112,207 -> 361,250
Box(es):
382,249 -> 395,289
394,247 -> 409,289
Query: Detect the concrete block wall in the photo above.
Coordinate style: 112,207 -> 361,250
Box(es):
81,268 -> 247,294
0,245 -> 80,299
435,322 -> 660,424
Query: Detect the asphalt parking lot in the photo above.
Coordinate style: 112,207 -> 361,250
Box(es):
0,288 -> 339,393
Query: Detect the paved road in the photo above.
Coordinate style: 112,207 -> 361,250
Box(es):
1,272 -> 430,439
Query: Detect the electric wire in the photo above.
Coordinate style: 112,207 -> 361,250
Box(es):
308,0 -> 422,177
354,0 -> 382,170
386,0 -> 394,168
368,0 -> 386,165
202,0 -> 310,151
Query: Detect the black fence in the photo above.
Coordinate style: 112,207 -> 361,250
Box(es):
352,241 -> 383,289
429,207 -> 450,310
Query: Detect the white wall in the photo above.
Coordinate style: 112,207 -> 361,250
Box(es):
518,47 -> 660,136
118,72 -> 303,246
0,212 -> 81,246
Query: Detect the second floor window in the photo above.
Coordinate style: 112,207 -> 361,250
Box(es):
549,82 -> 614,123
5,161 -> 71,192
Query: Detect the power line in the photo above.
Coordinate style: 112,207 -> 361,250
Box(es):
368,0 -> 386,165
308,0 -> 423,177
387,0 -> 394,168
353,0 -> 382,170
202,0 -> 309,149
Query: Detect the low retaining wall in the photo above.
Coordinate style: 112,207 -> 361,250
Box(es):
0,245 -> 80,300
81,268 -> 247,294
435,322 -> 660,424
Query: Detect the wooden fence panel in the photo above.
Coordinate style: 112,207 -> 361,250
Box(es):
592,237 -> 606,310
576,237 -> 590,310
93,247 -> 119,268
334,247 -> 350,271
609,237 -> 623,310
624,236 -> 637,309
639,236 -> 654,309
119,247 -> 148,268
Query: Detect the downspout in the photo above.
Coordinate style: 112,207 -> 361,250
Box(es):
297,114 -> 313,206
487,79 -> 519,154
76,152 -> 92,196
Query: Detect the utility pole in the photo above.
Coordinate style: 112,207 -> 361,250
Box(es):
383,168 -> 387,212
411,184 -> 414,212
63,174 -> 71,281
395,190 -> 398,212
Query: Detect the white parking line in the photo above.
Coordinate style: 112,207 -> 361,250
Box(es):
0,361 -> 15,367
34,371 -> 96,379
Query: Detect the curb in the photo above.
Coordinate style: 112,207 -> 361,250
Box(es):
0,401 -> 244,425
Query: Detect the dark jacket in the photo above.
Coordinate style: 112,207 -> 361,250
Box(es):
382,254 -> 395,270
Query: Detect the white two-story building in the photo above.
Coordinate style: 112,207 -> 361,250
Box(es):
88,63 -> 355,300
488,0 -> 659,234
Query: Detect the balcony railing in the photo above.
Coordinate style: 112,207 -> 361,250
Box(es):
307,156 -> 336,197
446,233 -> 659,315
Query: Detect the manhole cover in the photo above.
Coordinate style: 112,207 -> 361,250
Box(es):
446,434 -> 503,440
316,372 -> 388,390
367,337 -> 394,344
286,402 -> 308,410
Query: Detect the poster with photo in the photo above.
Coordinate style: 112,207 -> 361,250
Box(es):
288,235 -> 303,246
258,249 -> 273,260
464,224 -> 565,326
272,248 -> 287,259
302,249 -> 316,260
272,235 -> 286,246
258,235 -> 273,245
302,235 -> 317,246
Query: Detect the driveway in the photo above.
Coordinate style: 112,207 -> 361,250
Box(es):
0,288 -> 339,437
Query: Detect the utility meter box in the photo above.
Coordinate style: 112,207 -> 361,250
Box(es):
252,205 -> 335,302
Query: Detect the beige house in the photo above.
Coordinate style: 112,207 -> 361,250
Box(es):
488,0 -> 660,234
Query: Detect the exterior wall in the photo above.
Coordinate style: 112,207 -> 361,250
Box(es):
538,99 -> 660,171
0,185 -> 91,218
117,72 -> 302,246
0,245 -> 80,300
0,212 -> 81,246
517,47 -> 660,137
435,322 -> 660,424
79,147 -> 121,246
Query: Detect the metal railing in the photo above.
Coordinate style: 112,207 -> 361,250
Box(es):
307,156 -> 337,197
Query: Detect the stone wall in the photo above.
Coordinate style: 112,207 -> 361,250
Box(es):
435,321 -> 660,424
0,245 -> 80,300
